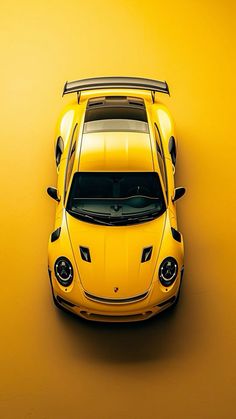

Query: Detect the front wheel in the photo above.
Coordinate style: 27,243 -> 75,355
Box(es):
171,268 -> 184,308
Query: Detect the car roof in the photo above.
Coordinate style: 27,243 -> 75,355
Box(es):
79,131 -> 154,172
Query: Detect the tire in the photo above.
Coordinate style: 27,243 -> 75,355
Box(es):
171,268 -> 184,308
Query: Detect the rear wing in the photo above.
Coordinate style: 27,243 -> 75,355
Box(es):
62,77 -> 169,102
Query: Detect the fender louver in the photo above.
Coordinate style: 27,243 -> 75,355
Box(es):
171,227 -> 181,242
141,246 -> 153,263
80,246 -> 91,262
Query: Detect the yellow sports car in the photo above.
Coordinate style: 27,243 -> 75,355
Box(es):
47,77 -> 185,322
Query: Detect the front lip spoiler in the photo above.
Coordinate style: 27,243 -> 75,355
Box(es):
83,290 -> 149,305
79,310 -> 154,322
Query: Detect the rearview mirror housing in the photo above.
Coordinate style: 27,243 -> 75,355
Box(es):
47,187 -> 60,202
172,187 -> 186,202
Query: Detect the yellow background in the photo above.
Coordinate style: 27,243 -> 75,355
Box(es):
0,1 -> 235,418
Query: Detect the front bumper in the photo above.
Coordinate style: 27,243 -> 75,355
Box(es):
48,267 -> 183,323
54,292 -> 178,322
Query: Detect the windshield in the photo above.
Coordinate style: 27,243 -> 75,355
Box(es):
66,172 -> 166,225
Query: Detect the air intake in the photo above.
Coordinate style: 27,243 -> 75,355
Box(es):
141,246 -> 153,263
87,97 -> 106,107
84,291 -> 149,304
85,96 -> 147,122
51,227 -> 61,242
79,246 -> 91,262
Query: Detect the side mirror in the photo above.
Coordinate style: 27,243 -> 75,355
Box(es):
47,187 -> 60,202
172,187 -> 186,202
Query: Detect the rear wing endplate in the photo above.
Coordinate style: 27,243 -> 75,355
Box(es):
62,77 -> 169,102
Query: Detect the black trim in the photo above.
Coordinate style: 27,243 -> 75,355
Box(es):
63,77 -> 169,96
171,227 -> 181,243
51,227 -> 61,242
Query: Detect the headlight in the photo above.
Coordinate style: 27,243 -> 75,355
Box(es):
159,257 -> 178,286
54,257 -> 73,286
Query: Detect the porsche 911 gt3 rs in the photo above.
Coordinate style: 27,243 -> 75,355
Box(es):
47,77 -> 185,322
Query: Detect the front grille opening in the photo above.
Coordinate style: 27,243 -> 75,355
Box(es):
84,291 -> 149,305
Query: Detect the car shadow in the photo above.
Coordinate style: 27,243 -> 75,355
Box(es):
53,280 -> 197,365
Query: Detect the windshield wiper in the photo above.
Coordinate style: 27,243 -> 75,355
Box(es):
128,215 -> 157,223
67,209 -> 113,226
102,211 -> 163,225
67,208 -> 164,226
114,216 -> 156,224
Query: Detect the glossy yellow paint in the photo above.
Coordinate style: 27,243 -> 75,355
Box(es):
79,132 -> 153,172
1,1 -> 234,416
48,87 -> 184,322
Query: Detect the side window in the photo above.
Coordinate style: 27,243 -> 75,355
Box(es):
154,124 -> 167,195
65,124 -> 78,198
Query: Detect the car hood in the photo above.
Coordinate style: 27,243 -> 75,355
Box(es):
66,212 -> 166,298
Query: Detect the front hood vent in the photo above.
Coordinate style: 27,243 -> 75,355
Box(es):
141,246 -> 153,263
80,246 -> 91,262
